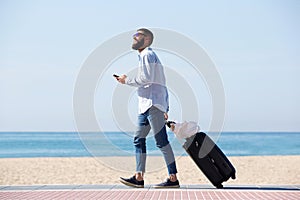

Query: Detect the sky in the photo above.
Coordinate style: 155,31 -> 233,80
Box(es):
0,0 -> 299,132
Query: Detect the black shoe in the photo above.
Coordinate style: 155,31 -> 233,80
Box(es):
153,178 -> 180,188
119,176 -> 144,188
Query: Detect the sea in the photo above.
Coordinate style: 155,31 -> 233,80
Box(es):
0,132 -> 299,158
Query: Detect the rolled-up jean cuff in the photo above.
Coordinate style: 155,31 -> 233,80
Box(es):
167,163 -> 178,175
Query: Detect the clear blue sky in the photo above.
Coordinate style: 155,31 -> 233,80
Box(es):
1,0 -> 299,131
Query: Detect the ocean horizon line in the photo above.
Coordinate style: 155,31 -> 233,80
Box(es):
1,130 -> 300,133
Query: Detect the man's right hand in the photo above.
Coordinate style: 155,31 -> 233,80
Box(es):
117,74 -> 127,84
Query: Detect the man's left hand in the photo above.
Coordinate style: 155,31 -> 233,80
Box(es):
164,113 -> 168,120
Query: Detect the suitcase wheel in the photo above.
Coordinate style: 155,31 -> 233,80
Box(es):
216,184 -> 223,189
231,173 -> 236,179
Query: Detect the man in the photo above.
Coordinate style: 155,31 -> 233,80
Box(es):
115,28 -> 180,188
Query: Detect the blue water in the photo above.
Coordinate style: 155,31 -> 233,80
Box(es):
0,132 -> 299,158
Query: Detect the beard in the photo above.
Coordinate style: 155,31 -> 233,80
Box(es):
132,38 -> 145,50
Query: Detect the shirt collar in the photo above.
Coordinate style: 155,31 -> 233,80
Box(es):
139,47 -> 151,56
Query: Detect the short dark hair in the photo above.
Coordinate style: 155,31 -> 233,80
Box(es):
137,28 -> 154,46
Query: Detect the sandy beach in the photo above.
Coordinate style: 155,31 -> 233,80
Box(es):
0,156 -> 299,186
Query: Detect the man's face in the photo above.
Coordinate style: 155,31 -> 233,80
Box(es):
132,32 -> 145,50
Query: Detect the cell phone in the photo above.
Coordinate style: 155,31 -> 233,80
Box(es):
113,74 -> 119,78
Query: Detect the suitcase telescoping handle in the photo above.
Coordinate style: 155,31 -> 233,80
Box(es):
166,121 -> 176,128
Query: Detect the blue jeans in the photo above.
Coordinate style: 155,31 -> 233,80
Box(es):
134,106 -> 177,175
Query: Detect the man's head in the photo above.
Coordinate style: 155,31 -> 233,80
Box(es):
132,28 -> 154,51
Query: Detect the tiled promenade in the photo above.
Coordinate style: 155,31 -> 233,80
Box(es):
0,184 -> 299,200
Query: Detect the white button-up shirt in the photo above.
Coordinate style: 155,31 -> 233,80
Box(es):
125,47 -> 169,114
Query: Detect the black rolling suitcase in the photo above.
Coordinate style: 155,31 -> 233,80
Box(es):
183,132 -> 236,188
